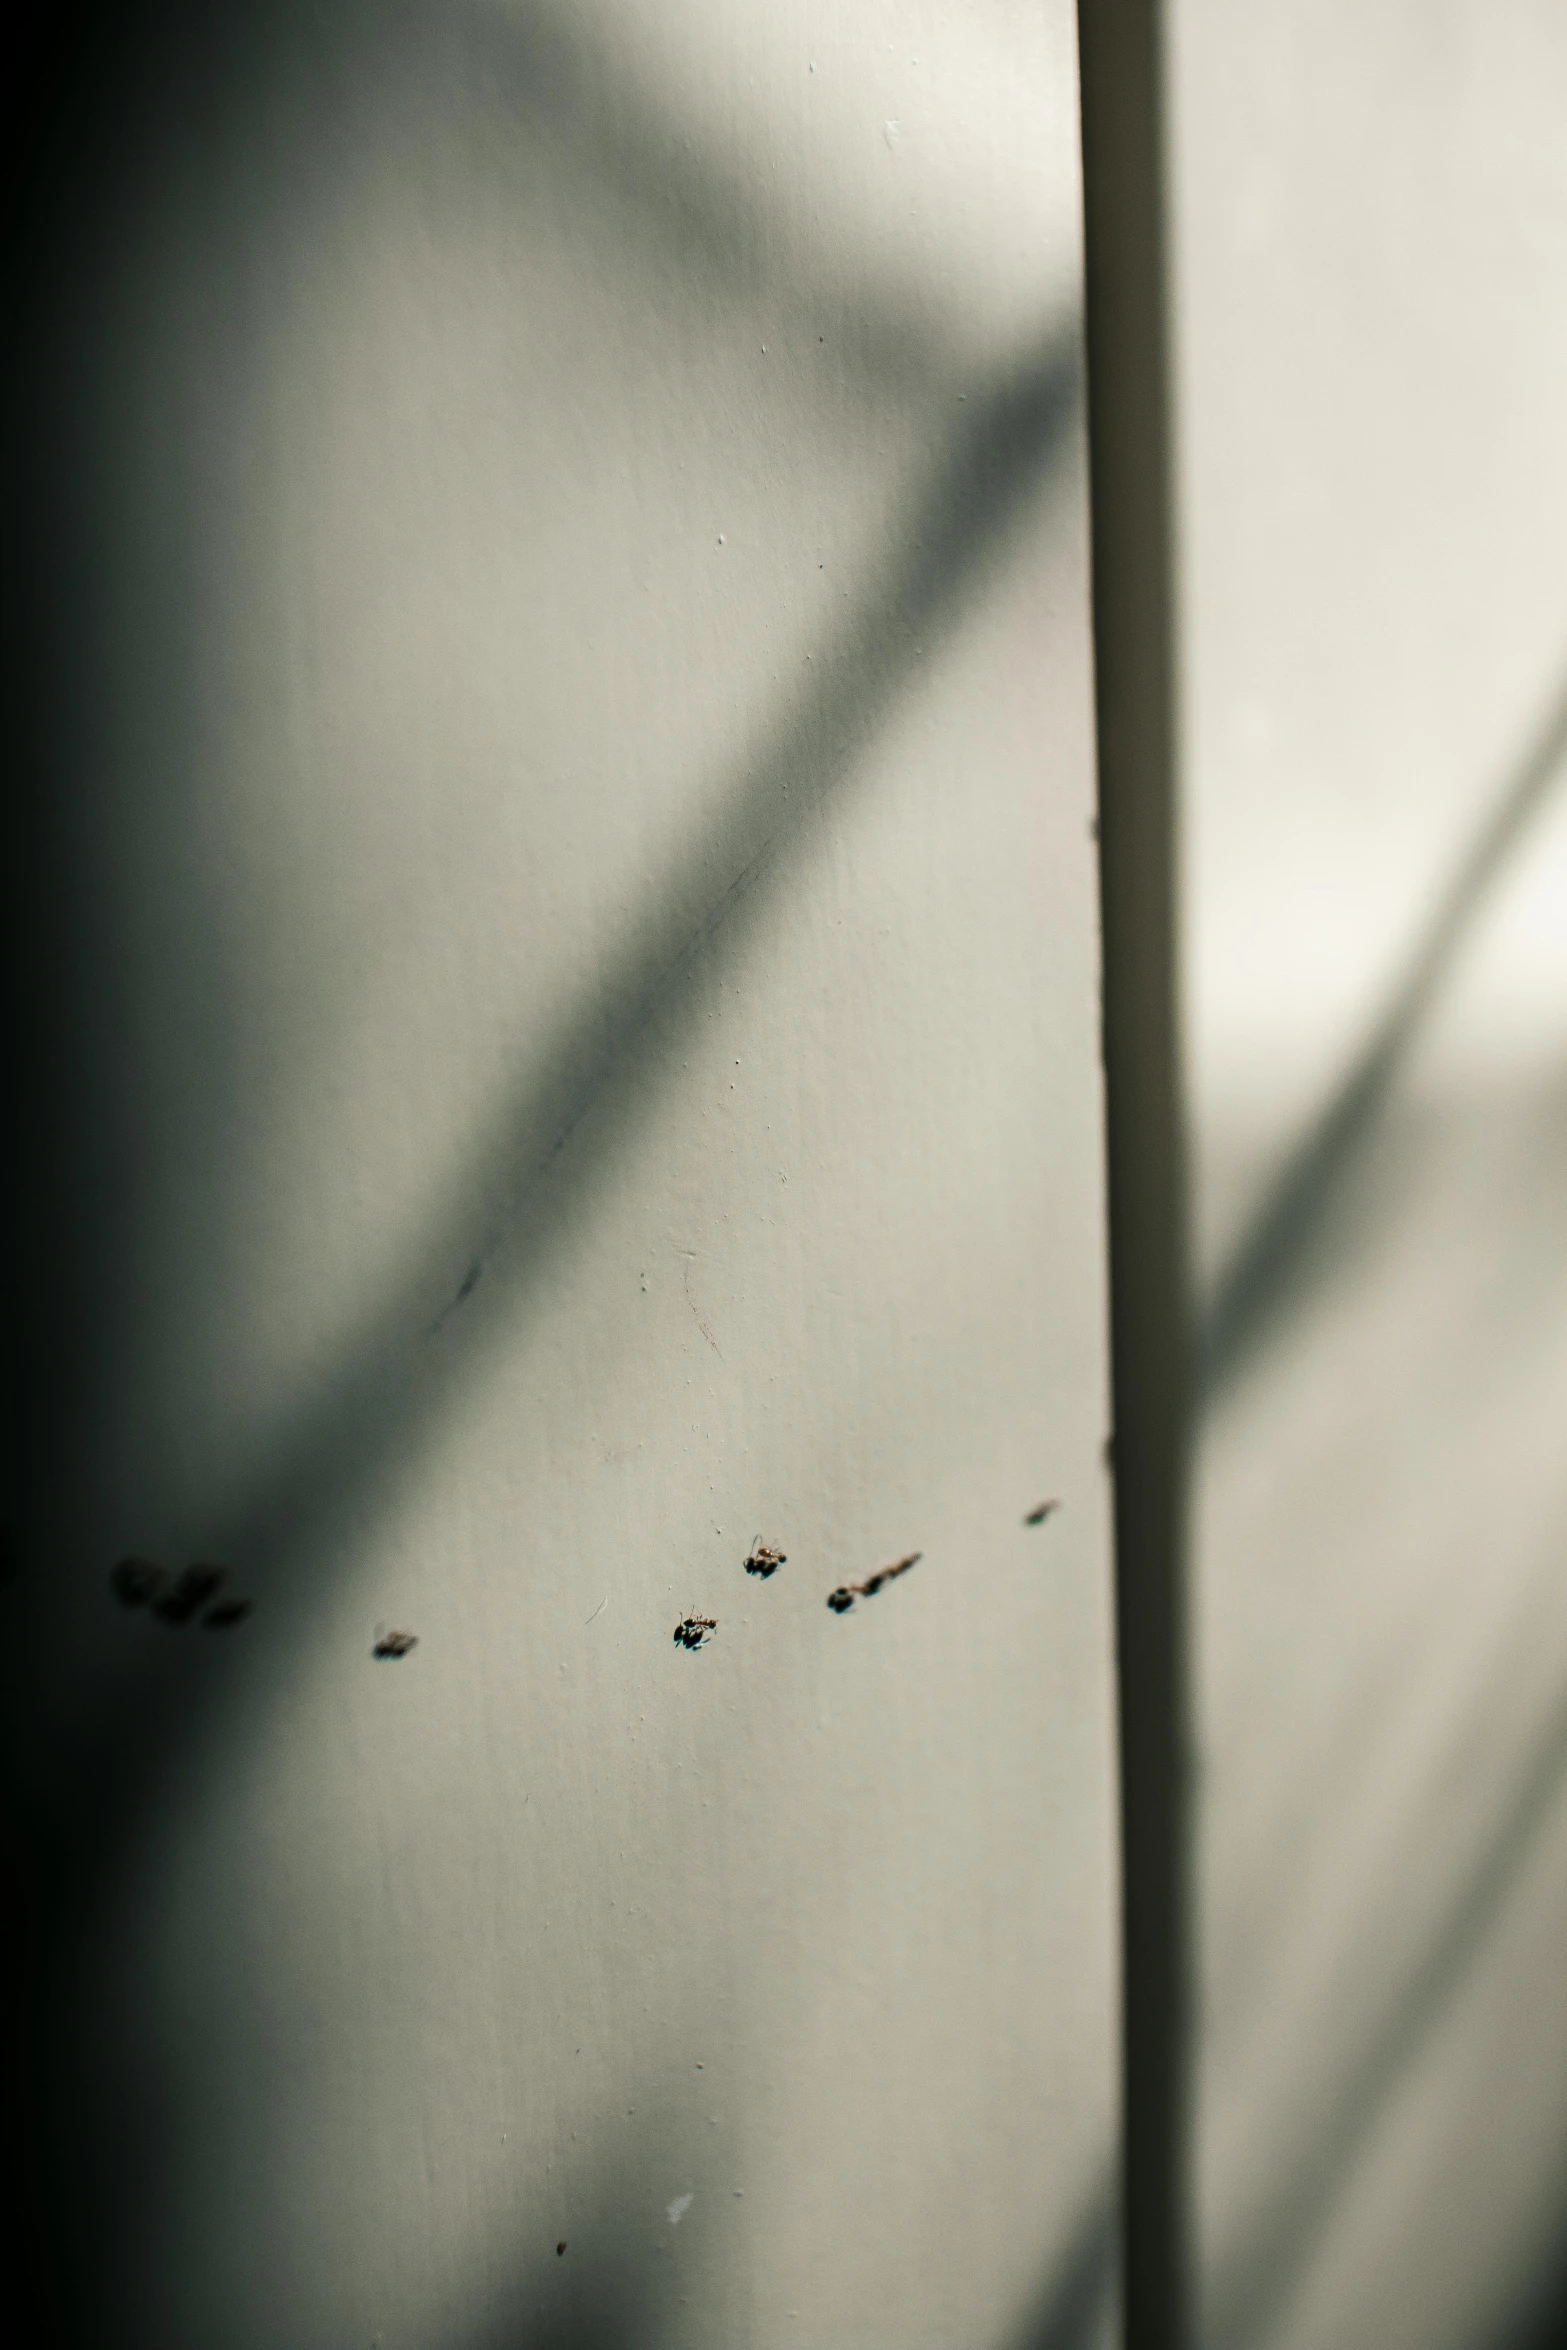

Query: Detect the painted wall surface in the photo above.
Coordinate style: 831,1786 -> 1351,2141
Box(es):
1171,6 -> 1567,2347
5,7 -> 1117,2347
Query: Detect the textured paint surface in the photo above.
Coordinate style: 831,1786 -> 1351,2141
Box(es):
5,7 -> 1116,2346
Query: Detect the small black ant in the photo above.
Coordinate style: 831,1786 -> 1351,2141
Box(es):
202,1598 -> 255,1629
826,1552 -> 921,1613
154,1564 -> 227,1624
673,1616 -> 716,1650
1023,1499 -> 1060,1527
110,1556 -> 167,1608
744,1539 -> 785,1578
373,1628 -> 418,1659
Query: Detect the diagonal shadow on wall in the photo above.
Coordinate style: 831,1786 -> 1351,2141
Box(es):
4,16 -> 1096,2346
1006,2175 -> 1120,2350
1197,664 -> 1567,1411
30,323 -> 1082,1911
2,0 -> 1085,1886
1209,1658 -> 1567,2350
1190,668 -> 1567,2343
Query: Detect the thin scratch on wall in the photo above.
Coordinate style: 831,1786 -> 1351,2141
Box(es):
429,1257 -> 482,1333
426,847 -> 775,1342
682,1252 -> 723,1358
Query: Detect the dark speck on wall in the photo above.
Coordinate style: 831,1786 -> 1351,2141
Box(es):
202,1598 -> 254,1629
154,1563 -> 227,1624
373,1629 -> 419,1659
110,1556 -> 167,1608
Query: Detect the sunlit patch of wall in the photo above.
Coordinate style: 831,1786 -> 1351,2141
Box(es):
1169,6 -> 1567,2348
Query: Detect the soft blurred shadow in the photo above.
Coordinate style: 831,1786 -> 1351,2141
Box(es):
442,0 -> 985,400
34,322 -> 1081,1895
1210,1645 -> 1567,2350
1195,1055 -> 1567,2350
1191,669 -> 1567,2343
1198,666 -> 1567,1409
373,2154 -> 1118,2350
4,7 -> 1091,2345
6,0 -> 1081,1861
1510,2254 -> 1567,2350
1006,2178 -> 1119,2350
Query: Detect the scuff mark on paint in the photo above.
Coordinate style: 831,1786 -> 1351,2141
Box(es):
667,2194 -> 693,2226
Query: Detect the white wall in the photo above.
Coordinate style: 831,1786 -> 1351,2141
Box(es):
1170,7 -> 1567,2346
5,8 -> 1119,2346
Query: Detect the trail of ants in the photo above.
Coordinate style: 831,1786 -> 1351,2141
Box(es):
109,1557 -> 254,1630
